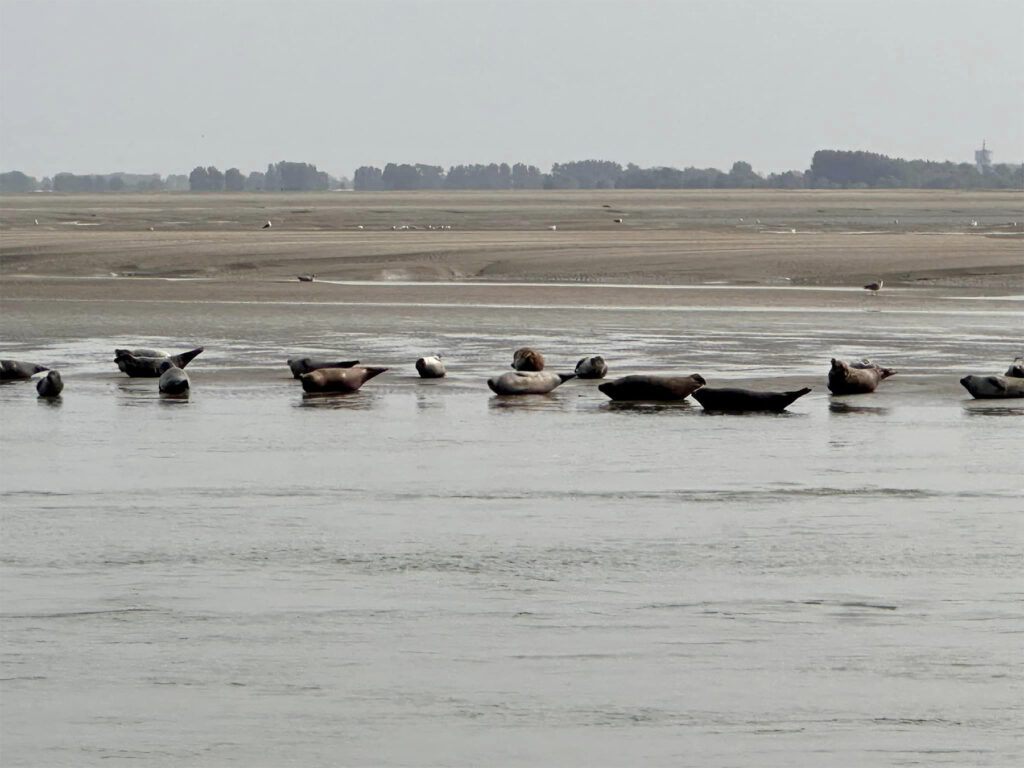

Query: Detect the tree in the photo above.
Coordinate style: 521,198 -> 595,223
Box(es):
225,168 -> 244,191
189,166 -> 211,191
0,171 -> 38,193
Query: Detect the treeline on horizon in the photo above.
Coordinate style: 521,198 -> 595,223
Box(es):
1,151 -> 1021,194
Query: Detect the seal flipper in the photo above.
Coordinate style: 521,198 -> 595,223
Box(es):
169,347 -> 204,369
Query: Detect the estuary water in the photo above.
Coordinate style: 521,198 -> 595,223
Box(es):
1,282 -> 1022,767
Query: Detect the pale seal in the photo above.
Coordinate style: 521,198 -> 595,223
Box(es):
0,360 -> 49,381
598,374 -> 705,402
692,386 -> 812,412
574,356 -> 608,379
827,358 -> 896,395
487,371 -> 574,395
512,348 -> 545,371
36,370 -> 64,398
115,347 -> 204,377
300,366 -> 388,394
157,361 -> 190,396
415,356 -> 446,378
959,374 -> 1024,399
287,358 -> 360,379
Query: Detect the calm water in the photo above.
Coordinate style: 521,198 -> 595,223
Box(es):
2,284 -> 1022,767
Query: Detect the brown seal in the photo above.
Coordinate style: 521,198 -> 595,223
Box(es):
598,374 -> 705,402
300,366 -> 388,394
287,358 -> 360,379
827,358 -> 896,394
115,347 -> 204,377
487,371 -> 574,395
512,348 -> 545,371
0,360 -> 49,381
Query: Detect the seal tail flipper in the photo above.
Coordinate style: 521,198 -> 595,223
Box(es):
558,373 -> 577,384
360,367 -> 389,382
779,387 -> 813,409
170,347 -> 205,369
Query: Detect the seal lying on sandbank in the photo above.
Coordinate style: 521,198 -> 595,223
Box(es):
158,362 -> 190,396
598,374 -> 705,402
487,371 -> 574,395
287,358 -> 360,379
959,374 -> 1024,399
115,347 -> 204,377
0,360 -> 49,381
512,348 -> 545,371
36,370 -> 63,398
415,356 -> 446,378
300,366 -> 388,394
827,358 -> 896,395
692,386 -> 812,412
574,356 -> 608,379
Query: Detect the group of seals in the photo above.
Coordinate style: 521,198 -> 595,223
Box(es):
597,373 -> 810,412
115,347 -> 204,378
960,358 -> 1024,399
1,360 -> 62,399
288,357 -> 360,378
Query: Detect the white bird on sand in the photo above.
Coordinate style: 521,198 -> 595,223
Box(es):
262,220 -> 272,229
297,273 -> 315,282
864,280 -> 883,292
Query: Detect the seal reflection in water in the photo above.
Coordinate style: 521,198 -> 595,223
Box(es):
157,362 -> 190,396
415,356 -> 446,378
574,356 -> 608,379
598,374 -> 705,402
287,358 -> 360,379
959,375 -> 1024,399
487,371 -> 574,395
827,358 -> 896,395
0,360 -> 49,381
512,348 -> 545,371
300,366 -> 388,394
115,347 -> 204,377
36,370 -> 63,398
692,386 -> 812,412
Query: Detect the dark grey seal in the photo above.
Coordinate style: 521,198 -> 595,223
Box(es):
487,371 -> 574,395
692,386 -> 812,412
287,358 -> 360,379
415,356 -> 446,378
575,356 -> 608,379
115,347 -> 204,377
0,360 -> 49,381
512,348 -> 545,371
827,358 -> 896,395
299,366 -> 388,394
959,374 -> 1024,399
36,370 -> 63,398
598,374 -> 705,402
1005,358 -> 1024,378
157,361 -> 190,396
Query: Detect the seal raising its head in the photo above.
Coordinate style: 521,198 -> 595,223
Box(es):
36,370 -> 64,398
574,356 -> 608,379
1005,358 -> 1024,378
157,361 -> 190,396
512,348 -> 545,371
827,358 -> 896,395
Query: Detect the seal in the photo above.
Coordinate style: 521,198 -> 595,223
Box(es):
415,356 -> 446,378
0,360 -> 49,381
512,348 -> 545,371
36,370 -> 63,398
300,366 -> 388,394
692,386 -> 812,412
575,356 -> 608,379
598,374 -> 705,402
157,361 -> 190,396
1005,357 -> 1024,378
959,374 -> 1024,399
827,358 -> 896,394
287,358 -> 360,379
115,347 -> 204,377
487,371 -> 574,395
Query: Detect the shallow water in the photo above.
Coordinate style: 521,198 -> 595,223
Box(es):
1,284 -> 1022,767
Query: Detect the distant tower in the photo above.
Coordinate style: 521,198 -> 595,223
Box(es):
975,140 -> 993,173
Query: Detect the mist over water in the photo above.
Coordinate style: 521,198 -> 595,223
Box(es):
2,287 -> 1022,767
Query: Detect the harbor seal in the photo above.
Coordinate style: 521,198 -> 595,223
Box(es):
299,366 -> 388,394
1005,358 -> 1024,378
512,348 -> 545,371
692,386 -> 812,412
115,346 -> 204,377
36,370 -> 63,398
287,358 -> 360,379
574,356 -> 608,379
157,362 -> 190,396
959,374 -> 1024,399
0,360 -> 49,381
415,356 -> 446,378
598,374 -> 705,402
487,371 -> 574,395
827,358 -> 896,395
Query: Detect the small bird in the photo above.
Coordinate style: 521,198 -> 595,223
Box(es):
262,220 -> 272,229
864,280 -> 883,292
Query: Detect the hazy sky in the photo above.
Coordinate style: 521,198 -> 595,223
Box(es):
1,0 -> 1021,179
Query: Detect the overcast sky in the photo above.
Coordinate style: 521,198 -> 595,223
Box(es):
1,0 -> 1021,179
